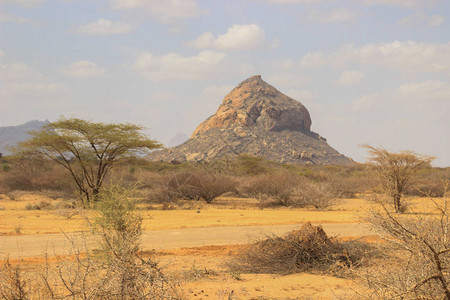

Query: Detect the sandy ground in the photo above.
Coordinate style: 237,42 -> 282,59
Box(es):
2,194 -> 438,299
1,222 -> 374,259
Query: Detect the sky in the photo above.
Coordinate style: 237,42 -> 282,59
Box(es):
0,0 -> 449,166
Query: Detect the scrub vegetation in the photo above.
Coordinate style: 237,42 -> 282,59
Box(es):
0,120 -> 449,299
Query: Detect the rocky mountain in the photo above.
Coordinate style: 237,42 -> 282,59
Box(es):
0,120 -> 47,156
149,75 -> 352,165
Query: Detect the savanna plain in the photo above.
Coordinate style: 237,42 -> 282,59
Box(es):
0,155 -> 449,299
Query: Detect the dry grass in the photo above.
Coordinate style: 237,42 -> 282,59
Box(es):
2,191 -> 448,299
151,244 -> 368,299
229,223 -> 374,276
2,194 -> 446,235
0,194 -> 367,235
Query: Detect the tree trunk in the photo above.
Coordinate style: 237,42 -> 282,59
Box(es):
394,193 -> 401,213
93,188 -> 99,202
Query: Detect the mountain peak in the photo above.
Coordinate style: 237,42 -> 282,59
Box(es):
148,76 -> 352,165
192,75 -> 311,137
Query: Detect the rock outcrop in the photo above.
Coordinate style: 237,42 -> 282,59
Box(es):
149,75 -> 352,165
192,75 -> 311,137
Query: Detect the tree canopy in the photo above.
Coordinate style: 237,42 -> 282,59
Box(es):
15,118 -> 162,207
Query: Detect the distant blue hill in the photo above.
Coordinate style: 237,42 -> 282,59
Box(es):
0,120 -> 47,156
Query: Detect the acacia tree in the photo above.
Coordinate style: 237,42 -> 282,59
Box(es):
15,118 -> 162,207
364,145 -> 434,213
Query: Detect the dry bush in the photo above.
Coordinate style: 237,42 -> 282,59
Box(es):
24,200 -> 52,210
162,171 -> 237,203
0,185 -> 183,300
361,180 -> 450,299
289,180 -> 338,209
238,172 -> 299,206
2,156 -> 75,195
364,193 -> 391,205
0,259 -> 31,300
230,223 -> 372,276
404,180 -> 448,197
404,167 -> 450,198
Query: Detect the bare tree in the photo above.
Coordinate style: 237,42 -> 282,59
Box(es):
364,145 -> 433,213
363,179 -> 450,299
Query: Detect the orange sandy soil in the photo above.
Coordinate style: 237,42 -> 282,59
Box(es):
0,193 -> 441,299
2,244 -> 367,300
0,193 -> 443,235
151,244 -> 366,299
0,194 -> 367,235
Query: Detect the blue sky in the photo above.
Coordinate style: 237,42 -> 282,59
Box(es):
0,0 -> 449,166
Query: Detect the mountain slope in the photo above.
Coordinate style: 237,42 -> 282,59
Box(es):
149,75 -> 352,165
0,120 -> 47,156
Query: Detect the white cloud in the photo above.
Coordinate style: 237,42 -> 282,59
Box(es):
0,82 -> 66,98
252,0 -> 321,3
0,12 -> 29,23
0,60 -> 66,104
360,0 -> 441,8
2,0 -> 46,8
63,61 -> 105,78
351,93 -> 381,111
0,62 -> 33,80
331,80 -> 450,166
300,51 -> 325,68
302,41 -> 450,73
285,89 -> 317,103
307,8 -> 358,23
352,80 -> 450,112
134,51 -> 227,81
75,19 -> 134,35
187,32 -> 214,49
266,73 -> 310,88
399,13 -> 445,27
202,84 -> 234,100
110,0 -> 208,20
429,15 -> 446,26
397,81 -> 450,104
335,70 -> 365,86
187,24 -> 268,51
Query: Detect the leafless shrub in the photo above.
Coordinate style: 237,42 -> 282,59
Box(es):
238,172 -> 298,206
230,222 -> 372,276
2,156 -> 75,194
24,200 -> 52,210
364,193 -> 391,205
14,225 -> 22,234
361,179 -> 450,299
0,185 -> 184,300
289,181 -> 338,209
0,259 -> 30,300
181,261 -> 218,281
54,207 -> 82,219
405,180 -> 447,197
5,191 -> 27,201
163,171 -> 237,203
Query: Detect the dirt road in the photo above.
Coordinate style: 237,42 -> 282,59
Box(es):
1,222 -> 373,259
